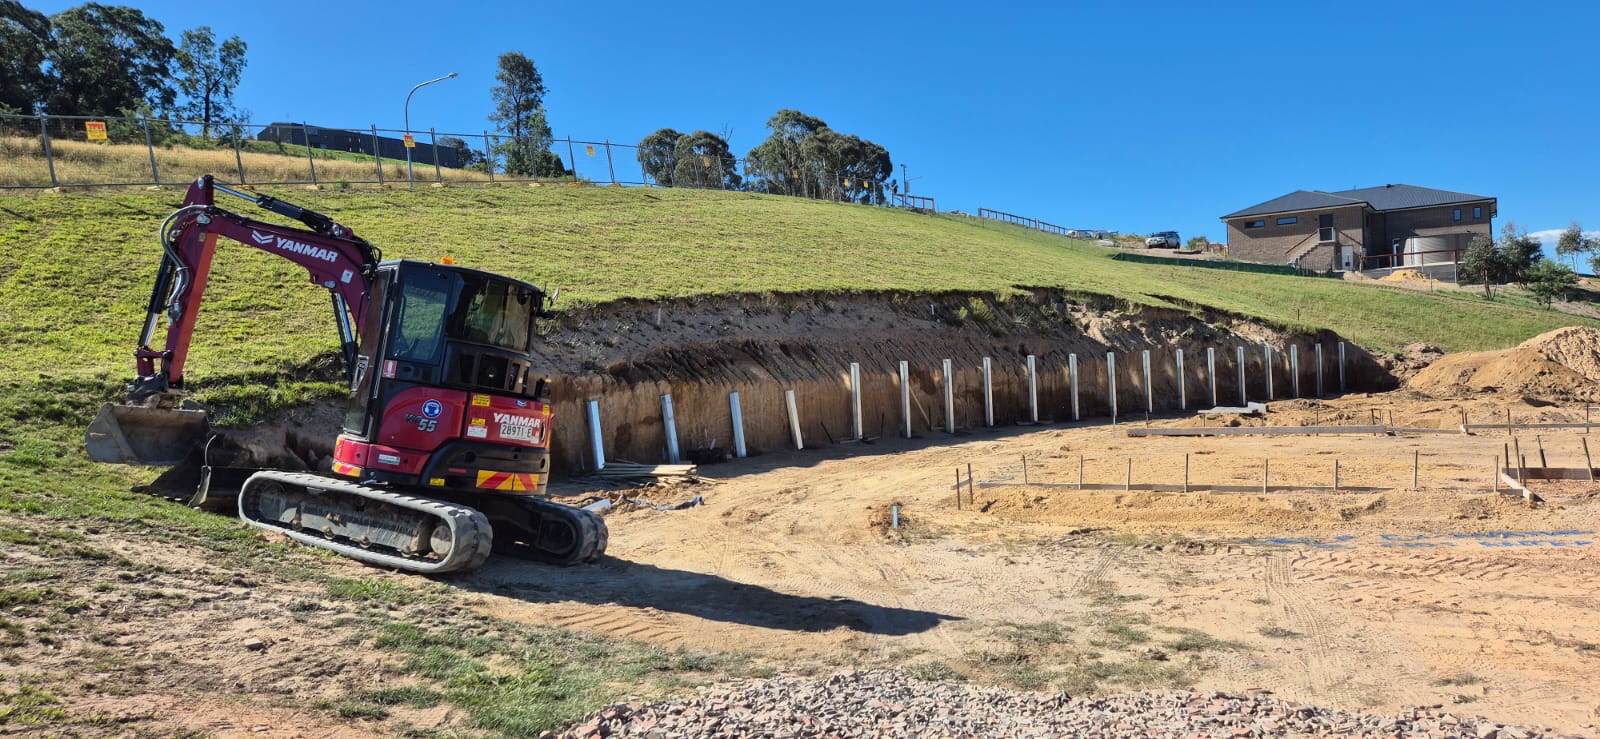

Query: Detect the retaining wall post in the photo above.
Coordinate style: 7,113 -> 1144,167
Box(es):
1176,349 -> 1186,410
1107,352 -> 1118,423
900,360 -> 912,438
1142,350 -> 1153,414
1291,345 -> 1301,398
943,358 -> 955,434
785,389 -> 804,449
729,392 -> 747,458
982,357 -> 994,427
586,400 -> 606,471
849,362 -> 863,440
1027,354 -> 1039,423
1237,347 -> 1247,406
660,394 -> 681,464
1208,347 -> 1217,407
1069,354 -> 1080,421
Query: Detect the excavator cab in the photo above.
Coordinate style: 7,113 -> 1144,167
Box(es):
331,260 -> 556,495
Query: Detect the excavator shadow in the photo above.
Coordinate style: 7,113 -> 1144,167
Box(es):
456,556 -> 960,636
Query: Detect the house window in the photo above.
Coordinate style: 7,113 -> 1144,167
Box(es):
1276,216 -> 1298,226
1454,208 -> 1462,221
1318,214 -> 1334,242
1244,220 -> 1265,229
1473,206 -> 1482,219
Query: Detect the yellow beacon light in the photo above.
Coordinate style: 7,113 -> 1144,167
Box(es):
440,256 -> 456,265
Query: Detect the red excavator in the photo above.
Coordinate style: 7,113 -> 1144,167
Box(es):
86,175 -> 606,573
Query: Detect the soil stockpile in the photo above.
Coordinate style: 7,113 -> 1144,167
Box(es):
1407,326 -> 1600,401
550,670 -> 1573,738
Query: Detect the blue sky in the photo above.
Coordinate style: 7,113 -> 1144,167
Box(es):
22,0 -> 1600,248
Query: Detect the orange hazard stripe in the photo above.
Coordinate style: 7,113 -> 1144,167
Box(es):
476,471 -> 512,490
475,471 -> 540,491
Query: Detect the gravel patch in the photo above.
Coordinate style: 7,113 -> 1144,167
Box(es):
547,670 -> 1580,738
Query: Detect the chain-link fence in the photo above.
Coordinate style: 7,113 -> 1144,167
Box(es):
0,113 -> 914,211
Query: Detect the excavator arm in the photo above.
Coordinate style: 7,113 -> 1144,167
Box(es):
89,175 -> 381,465
129,175 -> 381,402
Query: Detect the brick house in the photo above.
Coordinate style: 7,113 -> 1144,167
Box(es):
1220,184 -> 1496,272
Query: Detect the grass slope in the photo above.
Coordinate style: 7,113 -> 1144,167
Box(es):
1,185 -> 1586,384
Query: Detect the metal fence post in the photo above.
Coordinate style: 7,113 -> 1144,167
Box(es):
605,139 -> 616,184
371,125 -> 384,184
141,118 -> 159,184
233,126 -> 246,184
484,131 -> 495,183
430,127 -> 442,182
302,122 -> 317,184
566,136 -> 576,181
38,113 -> 57,188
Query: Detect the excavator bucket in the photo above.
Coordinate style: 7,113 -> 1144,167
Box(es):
85,403 -> 210,466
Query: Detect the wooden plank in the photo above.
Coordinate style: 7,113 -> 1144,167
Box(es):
1126,425 -> 1459,438
1465,422 -> 1600,431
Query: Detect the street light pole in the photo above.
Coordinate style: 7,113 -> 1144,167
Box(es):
405,72 -> 457,189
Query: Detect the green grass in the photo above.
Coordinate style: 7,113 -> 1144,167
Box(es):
361,618 -> 745,736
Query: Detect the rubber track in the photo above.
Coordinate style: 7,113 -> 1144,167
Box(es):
504,496 -> 609,565
238,471 -> 493,574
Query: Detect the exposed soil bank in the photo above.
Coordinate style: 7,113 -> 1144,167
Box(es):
531,289 -> 1389,473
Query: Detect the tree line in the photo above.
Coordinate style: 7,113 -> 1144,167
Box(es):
1,1 -> 247,138
1459,223 -> 1579,307
636,109 -> 895,205
3,4 -> 884,189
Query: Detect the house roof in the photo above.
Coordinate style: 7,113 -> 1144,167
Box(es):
1222,190 -> 1364,219
1223,184 -> 1495,220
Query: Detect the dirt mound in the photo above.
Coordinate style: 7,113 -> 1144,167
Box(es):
1379,269 -> 1430,283
1406,327 -> 1600,401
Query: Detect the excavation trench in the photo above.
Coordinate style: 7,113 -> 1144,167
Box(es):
531,289 -> 1390,472
143,289 -> 1391,492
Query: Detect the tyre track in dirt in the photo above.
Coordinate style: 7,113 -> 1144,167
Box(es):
1260,550 -> 1355,705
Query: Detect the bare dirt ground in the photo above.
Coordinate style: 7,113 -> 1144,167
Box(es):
10,328 -> 1600,737
467,387 -> 1600,736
